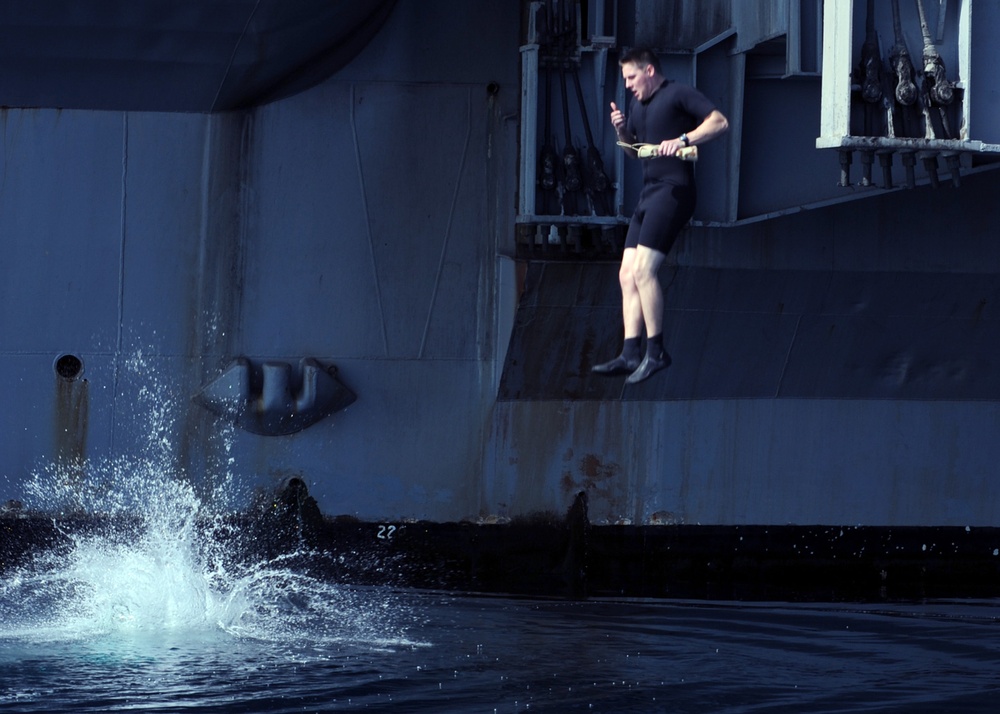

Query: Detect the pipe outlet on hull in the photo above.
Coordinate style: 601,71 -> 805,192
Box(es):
193,357 -> 356,436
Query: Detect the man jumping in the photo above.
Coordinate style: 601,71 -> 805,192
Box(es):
592,47 -> 728,384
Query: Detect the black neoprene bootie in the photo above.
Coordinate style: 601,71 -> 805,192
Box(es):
625,350 -> 671,384
591,336 -> 641,376
591,355 -> 641,375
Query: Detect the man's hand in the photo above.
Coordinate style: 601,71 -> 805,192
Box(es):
609,102 -> 627,134
656,138 -> 688,157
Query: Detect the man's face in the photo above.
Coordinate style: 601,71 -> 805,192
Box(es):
622,61 -> 656,102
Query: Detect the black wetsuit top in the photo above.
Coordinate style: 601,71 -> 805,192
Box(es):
623,81 -> 717,252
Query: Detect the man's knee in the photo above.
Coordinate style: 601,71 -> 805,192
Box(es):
631,261 -> 659,290
632,247 -> 664,287
619,250 -> 638,290
618,263 -> 635,289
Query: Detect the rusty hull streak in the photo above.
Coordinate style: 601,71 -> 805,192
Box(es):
53,372 -> 89,481
561,453 -> 625,521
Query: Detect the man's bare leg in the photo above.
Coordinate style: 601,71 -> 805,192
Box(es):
625,245 -> 671,384
591,248 -> 644,374
631,245 -> 665,337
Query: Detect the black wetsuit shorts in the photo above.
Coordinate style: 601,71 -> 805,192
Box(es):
623,180 -> 695,254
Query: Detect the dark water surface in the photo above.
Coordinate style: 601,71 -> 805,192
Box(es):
3,590 -> 999,713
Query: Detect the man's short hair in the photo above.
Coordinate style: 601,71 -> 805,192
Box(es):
620,47 -> 662,75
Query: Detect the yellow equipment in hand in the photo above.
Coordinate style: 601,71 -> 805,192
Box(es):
616,141 -> 698,161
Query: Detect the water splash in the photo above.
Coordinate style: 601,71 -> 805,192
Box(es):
1,352 -> 417,650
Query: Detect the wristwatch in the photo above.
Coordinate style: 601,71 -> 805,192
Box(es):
679,133 -> 689,146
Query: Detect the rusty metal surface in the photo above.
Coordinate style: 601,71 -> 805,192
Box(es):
493,254 -> 1000,526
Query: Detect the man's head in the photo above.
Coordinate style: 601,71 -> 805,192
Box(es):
619,47 -> 664,103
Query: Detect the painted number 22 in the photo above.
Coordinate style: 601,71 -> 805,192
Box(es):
377,524 -> 397,540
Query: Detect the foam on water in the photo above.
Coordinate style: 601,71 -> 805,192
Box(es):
1,353 -> 417,651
